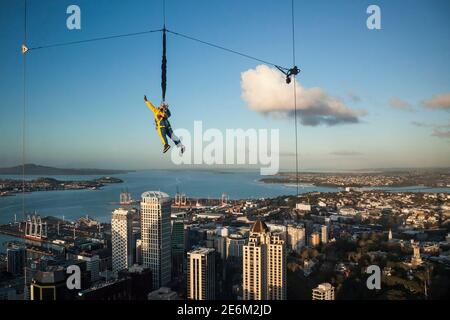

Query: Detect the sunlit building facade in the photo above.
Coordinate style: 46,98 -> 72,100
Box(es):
243,220 -> 286,300
141,191 -> 171,289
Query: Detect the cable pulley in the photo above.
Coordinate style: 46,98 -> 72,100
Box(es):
276,65 -> 300,84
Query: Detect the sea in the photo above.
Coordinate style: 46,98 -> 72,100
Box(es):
0,169 -> 448,252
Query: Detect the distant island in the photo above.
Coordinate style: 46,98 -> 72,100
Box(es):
0,164 -> 130,175
0,176 -> 123,197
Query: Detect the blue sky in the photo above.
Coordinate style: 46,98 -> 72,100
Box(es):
0,0 -> 449,171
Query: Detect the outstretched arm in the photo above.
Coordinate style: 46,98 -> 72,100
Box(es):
144,95 -> 157,114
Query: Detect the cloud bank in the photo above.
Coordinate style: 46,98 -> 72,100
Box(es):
240,65 -> 367,126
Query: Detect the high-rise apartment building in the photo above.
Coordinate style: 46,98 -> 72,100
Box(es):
111,208 -> 133,273
141,191 -> 171,289
243,220 -> 286,300
312,283 -> 335,300
187,247 -> 216,300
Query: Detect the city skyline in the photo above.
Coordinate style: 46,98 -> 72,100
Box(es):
2,186 -> 448,301
0,0 -> 449,309
1,0 -> 449,171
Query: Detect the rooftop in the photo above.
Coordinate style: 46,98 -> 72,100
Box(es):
141,191 -> 170,200
251,220 -> 269,234
189,247 -> 215,255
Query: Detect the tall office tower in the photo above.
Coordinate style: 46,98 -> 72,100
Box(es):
171,219 -> 185,280
243,220 -> 286,300
321,225 -> 328,244
312,283 -> 335,300
111,208 -> 133,273
6,247 -> 26,275
286,224 -> 305,253
141,191 -> 172,289
187,247 -> 216,300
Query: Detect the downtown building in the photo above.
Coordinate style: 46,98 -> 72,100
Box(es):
312,282 -> 335,300
243,220 -> 286,300
321,225 -> 328,244
141,191 -> 172,289
187,247 -> 216,300
111,208 -> 133,274
286,224 -> 305,253
6,247 -> 26,275
171,218 -> 185,281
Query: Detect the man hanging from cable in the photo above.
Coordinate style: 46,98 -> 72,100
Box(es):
144,95 -> 185,154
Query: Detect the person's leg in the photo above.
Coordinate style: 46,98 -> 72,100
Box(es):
157,126 -> 169,146
166,126 -> 181,146
166,126 -> 185,154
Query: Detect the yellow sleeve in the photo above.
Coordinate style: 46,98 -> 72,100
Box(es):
145,100 -> 158,114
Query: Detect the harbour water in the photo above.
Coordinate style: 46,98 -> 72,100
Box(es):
0,170 -> 335,224
0,169 -> 448,252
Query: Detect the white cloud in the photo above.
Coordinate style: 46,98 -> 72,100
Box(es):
389,96 -> 413,111
240,65 -> 367,126
422,93 -> 450,110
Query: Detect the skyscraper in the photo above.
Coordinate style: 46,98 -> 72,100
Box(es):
141,191 -> 171,289
111,208 -> 133,274
243,220 -> 286,300
6,247 -> 26,275
321,225 -> 328,244
187,247 -> 216,300
171,219 -> 185,280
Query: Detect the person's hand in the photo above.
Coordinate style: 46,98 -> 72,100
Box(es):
144,95 -> 148,101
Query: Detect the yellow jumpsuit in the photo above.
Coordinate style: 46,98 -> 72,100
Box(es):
145,100 -> 181,147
